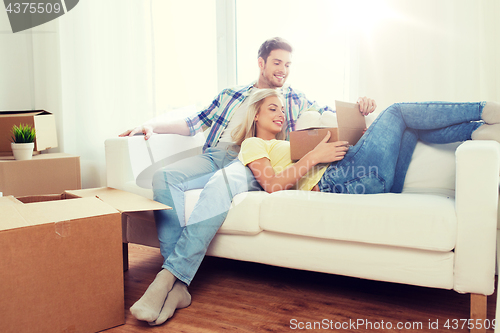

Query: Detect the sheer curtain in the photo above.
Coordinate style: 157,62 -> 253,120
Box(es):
55,0 -> 217,188
57,1 -> 154,188
356,0 -> 500,110
236,0 -> 500,111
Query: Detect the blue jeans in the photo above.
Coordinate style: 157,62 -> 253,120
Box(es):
152,145 -> 261,285
318,102 -> 485,194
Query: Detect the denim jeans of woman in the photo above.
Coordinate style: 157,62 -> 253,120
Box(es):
318,102 -> 485,194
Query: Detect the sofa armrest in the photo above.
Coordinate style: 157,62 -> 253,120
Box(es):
454,140 -> 500,295
105,136 -> 135,191
105,133 -> 205,193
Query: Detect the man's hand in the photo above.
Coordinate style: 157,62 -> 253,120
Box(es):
357,97 -> 377,116
119,118 -> 191,139
119,124 -> 154,140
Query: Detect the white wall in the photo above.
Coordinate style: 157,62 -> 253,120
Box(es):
0,9 -> 36,110
0,8 -> 62,155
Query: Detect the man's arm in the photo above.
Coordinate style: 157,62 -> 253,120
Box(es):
293,87 -> 376,116
306,97 -> 376,115
119,88 -> 230,140
119,118 -> 190,140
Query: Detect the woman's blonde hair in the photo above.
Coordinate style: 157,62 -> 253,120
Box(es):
232,89 -> 287,145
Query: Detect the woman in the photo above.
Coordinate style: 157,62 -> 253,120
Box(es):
235,89 -> 500,194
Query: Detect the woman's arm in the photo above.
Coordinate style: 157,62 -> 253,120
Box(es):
248,132 -> 349,193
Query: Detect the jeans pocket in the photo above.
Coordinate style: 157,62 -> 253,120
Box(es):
344,171 -> 386,194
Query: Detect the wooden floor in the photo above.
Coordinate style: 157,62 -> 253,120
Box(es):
103,244 -> 497,333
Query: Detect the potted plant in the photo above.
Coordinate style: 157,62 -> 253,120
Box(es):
11,123 -> 36,160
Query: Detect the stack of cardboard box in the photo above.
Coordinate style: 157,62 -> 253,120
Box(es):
0,110 -> 81,196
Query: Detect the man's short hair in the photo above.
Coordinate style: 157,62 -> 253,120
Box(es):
258,37 -> 293,62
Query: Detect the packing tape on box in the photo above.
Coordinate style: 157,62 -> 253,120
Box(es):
307,129 -> 320,136
55,221 -> 71,238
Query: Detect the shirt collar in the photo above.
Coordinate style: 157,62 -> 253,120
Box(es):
245,81 -> 290,96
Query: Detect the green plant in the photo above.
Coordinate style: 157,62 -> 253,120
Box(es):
11,123 -> 36,143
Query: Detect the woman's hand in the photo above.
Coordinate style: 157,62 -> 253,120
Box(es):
357,97 -> 377,116
306,131 -> 349,164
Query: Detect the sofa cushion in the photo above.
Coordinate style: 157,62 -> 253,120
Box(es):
185,189 -> 266,235
402,142 -> 461,193
259,191 -> 457,252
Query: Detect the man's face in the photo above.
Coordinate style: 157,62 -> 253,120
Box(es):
258,49 -> 292,88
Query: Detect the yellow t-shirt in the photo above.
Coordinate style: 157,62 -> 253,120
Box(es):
238,137 -> 327,191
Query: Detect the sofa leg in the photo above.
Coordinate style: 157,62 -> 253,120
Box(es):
123,243 -> 129,272
470,293 -> 487,333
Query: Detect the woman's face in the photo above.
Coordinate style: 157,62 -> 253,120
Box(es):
254,96 -> 285,140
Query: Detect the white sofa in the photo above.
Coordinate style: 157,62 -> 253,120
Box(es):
105,124 -> 500,329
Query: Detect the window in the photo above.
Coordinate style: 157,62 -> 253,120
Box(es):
235,0 -> 353,108
152,0 -> 218,113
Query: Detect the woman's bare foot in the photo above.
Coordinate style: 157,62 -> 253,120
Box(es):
482,102 -> 500,124
472,123 -> 500,143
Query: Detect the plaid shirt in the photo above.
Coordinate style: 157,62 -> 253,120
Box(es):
185,82 -> 334,151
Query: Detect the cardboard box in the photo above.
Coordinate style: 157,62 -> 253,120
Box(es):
0,187 -> 170,333
0,110 -> 58,154
0,153 -> 81,196
290,101 -> 367,161
289,127 -> 338,161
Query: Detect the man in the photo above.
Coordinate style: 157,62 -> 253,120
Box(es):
121,37 -> 376,326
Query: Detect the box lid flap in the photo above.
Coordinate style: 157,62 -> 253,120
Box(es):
296,126 -> 337,131
0,206 -> 30,231
0,196 -> 23,206
0,197 -> 118,231
0,110 -> 51,117
65,187 -> 171,213
335,100 -> 366,129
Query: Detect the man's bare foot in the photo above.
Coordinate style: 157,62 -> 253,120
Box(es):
149,281 -> 192,326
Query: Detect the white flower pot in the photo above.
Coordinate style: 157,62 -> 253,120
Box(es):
11,142 -> 35,160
